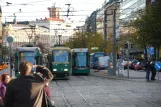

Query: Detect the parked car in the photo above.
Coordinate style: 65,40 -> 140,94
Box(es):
121,59 -> 135,70
134,61 -> 145,71
129,59 -> 139,70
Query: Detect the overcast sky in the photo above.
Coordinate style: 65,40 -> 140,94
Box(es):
1,0 -> 106,24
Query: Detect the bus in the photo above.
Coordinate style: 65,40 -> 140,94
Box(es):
47,45 -> 71,79
90,52 -> 106,69
71,48 -> 90,75
14,47 -> 42,77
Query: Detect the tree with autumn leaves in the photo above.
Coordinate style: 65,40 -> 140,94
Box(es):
65,32 -> 106,53
130,1 -> 161,60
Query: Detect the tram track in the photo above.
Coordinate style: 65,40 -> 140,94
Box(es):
55,80 -> 71,107
66,80 -> 95,107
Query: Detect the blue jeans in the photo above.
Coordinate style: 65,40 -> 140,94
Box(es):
146,70 -> 150,80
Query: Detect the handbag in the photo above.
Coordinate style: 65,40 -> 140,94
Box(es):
47,96 -> 55,107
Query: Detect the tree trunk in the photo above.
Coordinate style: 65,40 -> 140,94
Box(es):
144,44 -> 148,61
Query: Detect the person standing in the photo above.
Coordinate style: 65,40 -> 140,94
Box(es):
4,60 -> 53,107
150,60 -> 156,80
0,74 -> 10,106
145,60 -> 151,82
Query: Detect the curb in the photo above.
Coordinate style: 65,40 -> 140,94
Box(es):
90,73 -> 161,82
89,73 -> 129,80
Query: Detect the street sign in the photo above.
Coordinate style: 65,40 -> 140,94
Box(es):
91,47 -> 98,50
155,62 -> 161,71
6,36 -> 13,43
147,47 -> 154,55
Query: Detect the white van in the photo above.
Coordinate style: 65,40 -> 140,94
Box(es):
98,56 -> 110,69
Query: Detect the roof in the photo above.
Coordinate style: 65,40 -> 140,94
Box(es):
90,52 -> 106,55
44,18 -> 64,22
72,48 -> 88,52
16,47 -> 41,52
49,47 -> 70,51
6,21 -> 29,25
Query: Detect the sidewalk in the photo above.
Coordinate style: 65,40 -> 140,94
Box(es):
90,69 -> 161,81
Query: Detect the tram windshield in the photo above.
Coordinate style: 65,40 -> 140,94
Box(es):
19,51 -> 35,65
53,50 -> 68,62
75,52 -> 87,67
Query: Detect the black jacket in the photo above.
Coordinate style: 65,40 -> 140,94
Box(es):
4,66 -> 53,107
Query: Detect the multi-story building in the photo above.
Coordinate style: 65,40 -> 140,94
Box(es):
3,23 -> 50,50
30,19 -> 74,46
85,11 -> 97,33
84,0 -> 120,40
105,0 -> 120,38
120,0 -> 146,25
30,6 -> 74,46
96,7 -> 104,35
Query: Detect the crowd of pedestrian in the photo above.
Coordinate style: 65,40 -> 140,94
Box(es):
0,60 -> 54,107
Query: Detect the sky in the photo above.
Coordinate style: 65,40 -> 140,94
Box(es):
0,0 -> 106,24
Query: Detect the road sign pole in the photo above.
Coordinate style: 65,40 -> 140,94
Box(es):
158,70 -> 159,80
127,41 -> 130,78
6,36 -> 14,77
9,43 -> 12,77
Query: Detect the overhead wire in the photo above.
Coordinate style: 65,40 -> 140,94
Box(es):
1,0 -> 54,7
2,1 -> 142,28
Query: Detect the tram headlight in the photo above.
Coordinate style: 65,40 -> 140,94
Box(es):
53,69 -> 57,71
64,69 -> 68,71
18,72 -> 20,74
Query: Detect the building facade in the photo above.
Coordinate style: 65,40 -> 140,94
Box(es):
96,7 -> 104,35
85,11 -> 97,33
48,6 -> 60,19
106,1 -> 120,38
30,6 -> 75,46
29,19 -> 74,46
3,23 -> 50,50
120,0 -> 146,24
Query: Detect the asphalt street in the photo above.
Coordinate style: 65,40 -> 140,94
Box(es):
1,68 -> 161,107
50,75 -> 161,107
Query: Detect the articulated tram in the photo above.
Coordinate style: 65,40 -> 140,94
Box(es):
71,48 -> 90,75
14,47 -> 42,77
47,45 -> 71,79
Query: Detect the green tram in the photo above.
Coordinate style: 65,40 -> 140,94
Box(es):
47,45 -> 71,79
71,48 -> 90,75
14,47 -> 42,77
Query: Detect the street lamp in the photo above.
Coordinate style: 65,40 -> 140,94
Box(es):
28,34 -> 32,45
34,34 -> 40,46
112,1 -> 121,76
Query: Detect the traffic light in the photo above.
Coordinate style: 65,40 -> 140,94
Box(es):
124,43 -> 128,49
